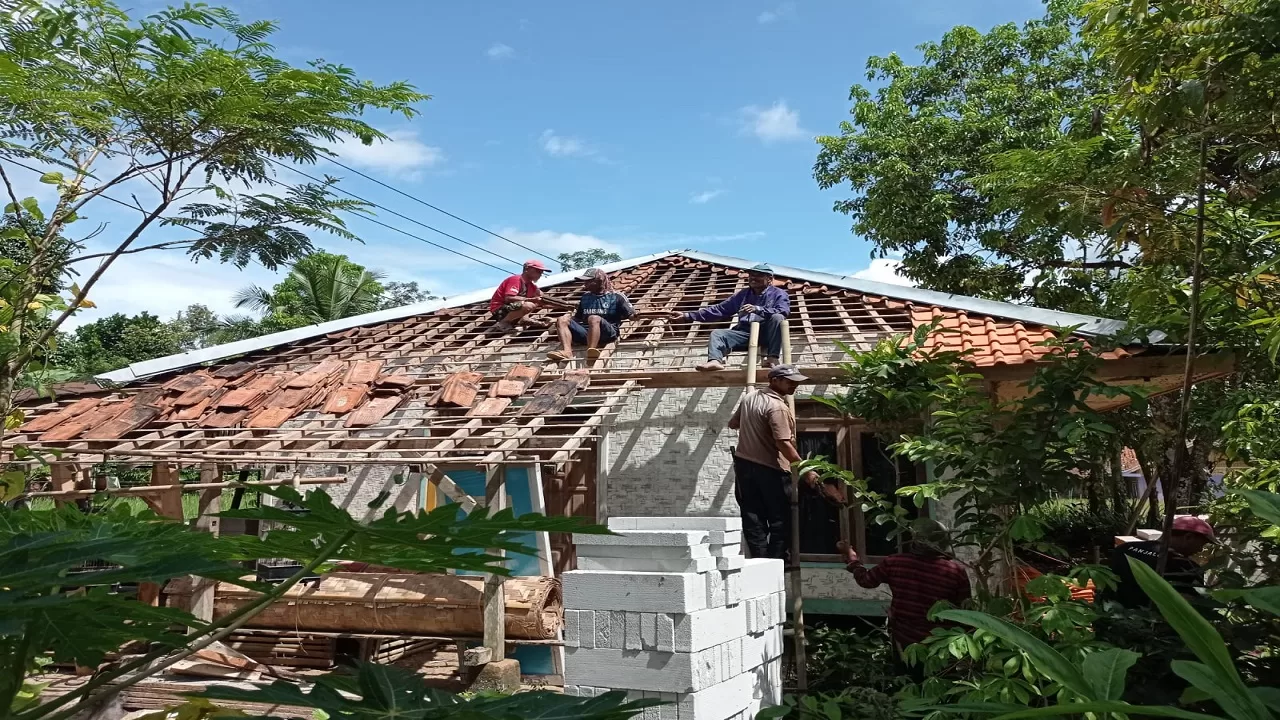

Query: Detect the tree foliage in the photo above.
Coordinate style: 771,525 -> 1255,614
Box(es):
814,0 -> 1116,313
0,0 -> 427,419
558,248 -> 621,272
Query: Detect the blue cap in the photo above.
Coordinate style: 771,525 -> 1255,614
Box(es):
749,263 -> 774,275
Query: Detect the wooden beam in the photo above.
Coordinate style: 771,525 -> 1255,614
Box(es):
27,476 -> 347,499
427,466 -> 477,514
482,464 -> 507,662
187,464 -> 222,625
612,351 -> 1237,390
139,462 -> 183,606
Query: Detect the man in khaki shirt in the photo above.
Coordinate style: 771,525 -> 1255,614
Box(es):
728,364 -> 822,559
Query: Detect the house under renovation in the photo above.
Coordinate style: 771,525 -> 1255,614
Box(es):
13,250 -> 1230,688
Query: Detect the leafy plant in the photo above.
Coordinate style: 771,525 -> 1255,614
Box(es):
3,487 -> 619,720
196,661 -> 655,720
808,327 -> 1142,597
0,0 -> 427,419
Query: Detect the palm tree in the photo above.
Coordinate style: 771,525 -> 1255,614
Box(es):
234,252 -> 387,325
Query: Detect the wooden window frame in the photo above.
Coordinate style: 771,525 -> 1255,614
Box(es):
796,416 -> 928,564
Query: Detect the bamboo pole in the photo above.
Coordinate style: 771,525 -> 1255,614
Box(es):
781,319 -> 807,694
746,321 -> 760,387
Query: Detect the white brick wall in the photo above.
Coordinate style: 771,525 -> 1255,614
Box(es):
605,387 -> 744,518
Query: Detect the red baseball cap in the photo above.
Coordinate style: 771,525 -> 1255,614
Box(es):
1172,515 -> 1215,540
524,259 -> 547,271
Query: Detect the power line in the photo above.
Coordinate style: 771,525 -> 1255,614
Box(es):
266,158 -> 523,273
320,156 -> 560,264
1,158 -> 518,277
256,168 -> 516,275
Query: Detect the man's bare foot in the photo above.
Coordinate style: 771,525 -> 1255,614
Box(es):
696,360 -> 725,372
762,356 -> 780,368
494,320 -> 515,332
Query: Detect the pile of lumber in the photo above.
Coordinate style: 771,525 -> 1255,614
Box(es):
165,572 -> 563,640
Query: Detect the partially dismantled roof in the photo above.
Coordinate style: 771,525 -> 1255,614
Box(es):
10,251 -> 1171,469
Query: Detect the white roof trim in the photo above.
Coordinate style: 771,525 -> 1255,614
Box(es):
96,248 -> 1149,385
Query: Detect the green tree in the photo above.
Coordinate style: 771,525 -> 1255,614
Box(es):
377,280 -> 436,310
558,248 -> 621,272
813,0 -> 1118,314
57,312 -> 185,377
0,0 -> 426,422
234,251 -> 387,326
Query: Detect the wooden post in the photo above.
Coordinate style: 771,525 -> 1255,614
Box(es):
745,321 -> 761,387
49,463 -> 78,508
482,464 -> 507,662
139,462 -> 183,606
781,319 -> 808,694
187,464 -> 223,625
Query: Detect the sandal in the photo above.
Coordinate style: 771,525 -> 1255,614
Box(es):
586,348 -> 602,360
547,350 -> 572,363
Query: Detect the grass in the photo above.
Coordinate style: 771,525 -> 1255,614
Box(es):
28,487 -> 260,521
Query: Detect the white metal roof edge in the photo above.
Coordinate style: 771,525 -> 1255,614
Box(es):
95,250 -> 682,384
677,250 -> 1159,342
96,247 -> 1157,386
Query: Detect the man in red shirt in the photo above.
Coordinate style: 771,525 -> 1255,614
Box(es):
838,517 -> 971,677
489,260 -> 549,331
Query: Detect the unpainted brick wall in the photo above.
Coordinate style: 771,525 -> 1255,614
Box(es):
604,387 -> 744,518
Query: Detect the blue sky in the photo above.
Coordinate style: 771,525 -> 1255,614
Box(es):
58,0 -> 1047,325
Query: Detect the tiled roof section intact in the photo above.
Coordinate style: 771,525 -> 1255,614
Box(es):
911,307 -> 1135,367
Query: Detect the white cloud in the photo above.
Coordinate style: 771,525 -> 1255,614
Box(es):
66,251 -> 282,329
494,228 -> 624,257
690,189 -> 726,205
757,2 -> 795,24
486,43 -> 515,60
851,258 -> 917,287
740,101 -> 809,144
330,130 -> 444,180
539,129 -> 600,159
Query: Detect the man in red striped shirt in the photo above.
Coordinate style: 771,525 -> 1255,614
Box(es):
838,518 -> 971,675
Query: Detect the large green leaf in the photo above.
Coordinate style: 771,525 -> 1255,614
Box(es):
1129,558 -> 1271,720
1081,647 -> 1140,701
934,609 -> 1094,699
196,661 -> 654,719
1253,687 -> 1280,714
1173,661 -> 1272,720
1237,490 -> 1280,527
989,702 -> 1227,720
1213,587 -> 1280,616
225,487 -> 611,576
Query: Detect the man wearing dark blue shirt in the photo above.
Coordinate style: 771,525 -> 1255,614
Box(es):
670,264 -> 791,371
548,268 -> 635,363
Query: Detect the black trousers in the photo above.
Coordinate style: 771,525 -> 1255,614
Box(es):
733,456 -> 792,560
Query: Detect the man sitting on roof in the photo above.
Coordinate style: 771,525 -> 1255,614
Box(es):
670,263 -> 791,372
489,260 -> 551,332
548,268 -> 635,364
